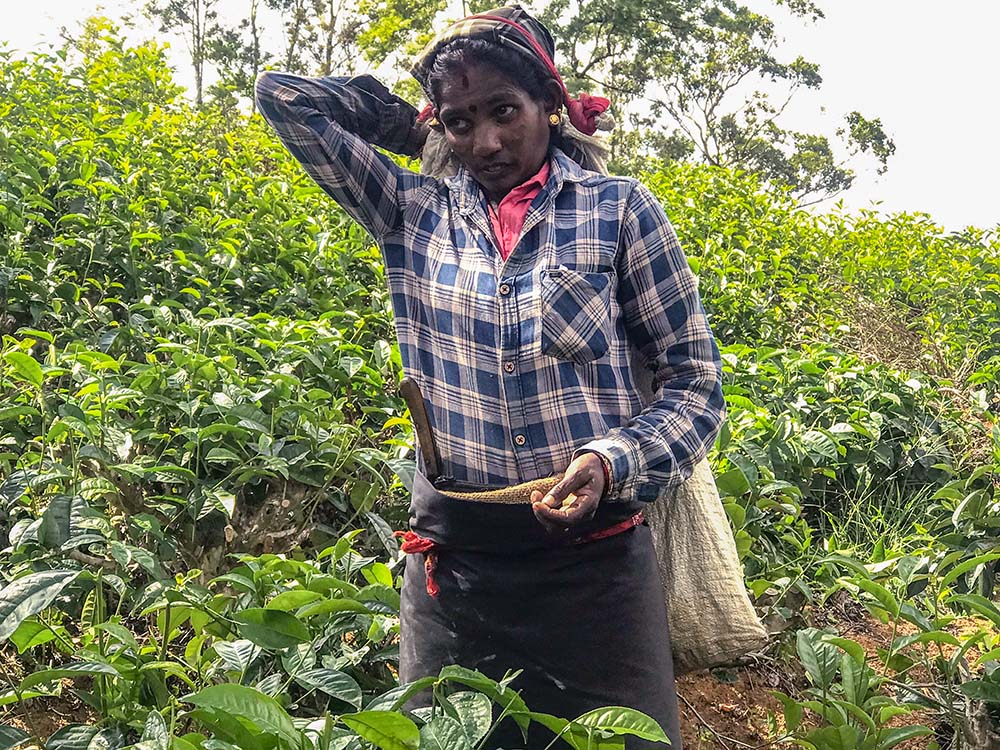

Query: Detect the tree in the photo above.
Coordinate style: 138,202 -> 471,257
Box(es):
261,0 -> 443,79
145,0 -> 220,107
540,0 -> 894,201
207,0 -> 270,111
266,0 -> 314,73
642,4 -> 894,200
541,0 -> 700,96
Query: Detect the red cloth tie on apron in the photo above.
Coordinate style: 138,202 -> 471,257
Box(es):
395,530 -> 441,598
396,512 -> 645,598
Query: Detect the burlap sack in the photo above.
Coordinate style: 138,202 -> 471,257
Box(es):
646,457 -> 768,674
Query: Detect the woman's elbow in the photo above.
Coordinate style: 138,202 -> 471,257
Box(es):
254,70 -> 279,110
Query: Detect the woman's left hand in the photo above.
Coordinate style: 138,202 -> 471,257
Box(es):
531,453 -> 605,533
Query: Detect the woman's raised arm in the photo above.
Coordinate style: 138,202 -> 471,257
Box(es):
254,71 -> 430,241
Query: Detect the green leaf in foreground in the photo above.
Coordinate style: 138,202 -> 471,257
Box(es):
573,706 -> 669,743
879,726 -> 933,749
340,711 -> 419,750
0,725 -> 29,750
3,352 -> 43,388
418,715 -> 471,750
232,607 -> 311,649
0,570 -> 79,643
528,713 -> 625,750
437,665 -> 530,732
294,668 -> 362,708
44,725 -> 122,750
20,661 -> 118,690
141,710 -> 169,750
187,684 -> 299,745
446,692 -> 492,745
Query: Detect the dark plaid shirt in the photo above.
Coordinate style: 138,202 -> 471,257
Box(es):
255,71 -> 725,501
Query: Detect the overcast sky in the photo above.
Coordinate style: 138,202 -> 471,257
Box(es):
4,0 -> 998,232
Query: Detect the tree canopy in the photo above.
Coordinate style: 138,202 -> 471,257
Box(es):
144,0 -> 894,200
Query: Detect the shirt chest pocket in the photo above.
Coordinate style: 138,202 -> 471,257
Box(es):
540,267 -> 615,364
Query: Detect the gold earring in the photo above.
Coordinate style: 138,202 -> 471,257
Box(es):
428,117 -> 439,127
549,112 -> 561,126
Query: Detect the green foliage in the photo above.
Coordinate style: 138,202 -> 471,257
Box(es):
1,28 -> 999,749
0,39 -> 410,575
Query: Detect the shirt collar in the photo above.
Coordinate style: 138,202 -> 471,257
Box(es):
448,148 -> 589,217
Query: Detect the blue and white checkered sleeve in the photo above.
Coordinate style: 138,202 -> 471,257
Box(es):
575,182 -> 726,502
254,71 -> 426,240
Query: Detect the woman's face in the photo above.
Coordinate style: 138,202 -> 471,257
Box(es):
435,63 -> 558,203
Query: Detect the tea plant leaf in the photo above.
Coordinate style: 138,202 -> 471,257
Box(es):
796,628 -> 840,690
802,725 -> 862,750
526,713 -> 619,750
939,552 -> 1000,591
573,707 -> 669,742
232,608 -> 311,649
880,726 -> 933,748
188,708 -> 265,750
37,494 -> 88,549
297,598 -> 371,618
294,668 -> 362,708
0,471 -> 32,508
188,684 -> 299,745
266,590 -> 322,611
364,678 -> 438,712
3,352 -> 43,388
365,511 -> 400,557
0,406 -> 38,423
140,710 -> 169,750
948,594 -> 1000,629
715,468 -> 750,498
891,631 -> 961,651
820,636 -> 866,666
362,563 -> 394,588
340,711 -> 419,750
830,698 -> 876,734
0,726 -> 29,750
385,458 -> 415,492
0,570 -> 78,643
44,725 -> 122,750
418,716 -> 470,750
8,620 -> 59,654
846,577 -> 900,617
770,691 -> 802,733
20,661 -> 119,690
445,692 -> 492,745
437,666 -> 530,732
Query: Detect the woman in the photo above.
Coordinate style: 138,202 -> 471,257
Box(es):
256,6 -> 725,747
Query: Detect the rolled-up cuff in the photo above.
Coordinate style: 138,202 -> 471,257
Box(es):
573,436 -> 639,502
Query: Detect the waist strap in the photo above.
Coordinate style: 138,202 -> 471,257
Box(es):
397,511 -> 645,599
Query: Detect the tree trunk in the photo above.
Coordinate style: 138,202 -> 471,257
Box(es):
250,0 -> 261,112
192,0 -> 205,106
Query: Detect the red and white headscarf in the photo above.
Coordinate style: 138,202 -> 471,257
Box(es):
410,4 -> 612,136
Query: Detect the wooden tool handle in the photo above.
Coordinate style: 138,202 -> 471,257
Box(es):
399,377 -> 440,481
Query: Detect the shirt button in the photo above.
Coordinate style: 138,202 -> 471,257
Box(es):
498,283 -> 512,296
513,434 -> 526,446
503,361 -> 515,373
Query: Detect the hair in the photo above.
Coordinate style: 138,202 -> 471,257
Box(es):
427,38 -> 553,105
419,37 -> 611,178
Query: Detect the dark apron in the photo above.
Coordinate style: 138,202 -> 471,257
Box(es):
399,470 -> 682,749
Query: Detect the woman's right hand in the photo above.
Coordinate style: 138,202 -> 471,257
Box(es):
531,453 -> 605,533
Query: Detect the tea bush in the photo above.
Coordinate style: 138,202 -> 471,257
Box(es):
2,27 -> 999,749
